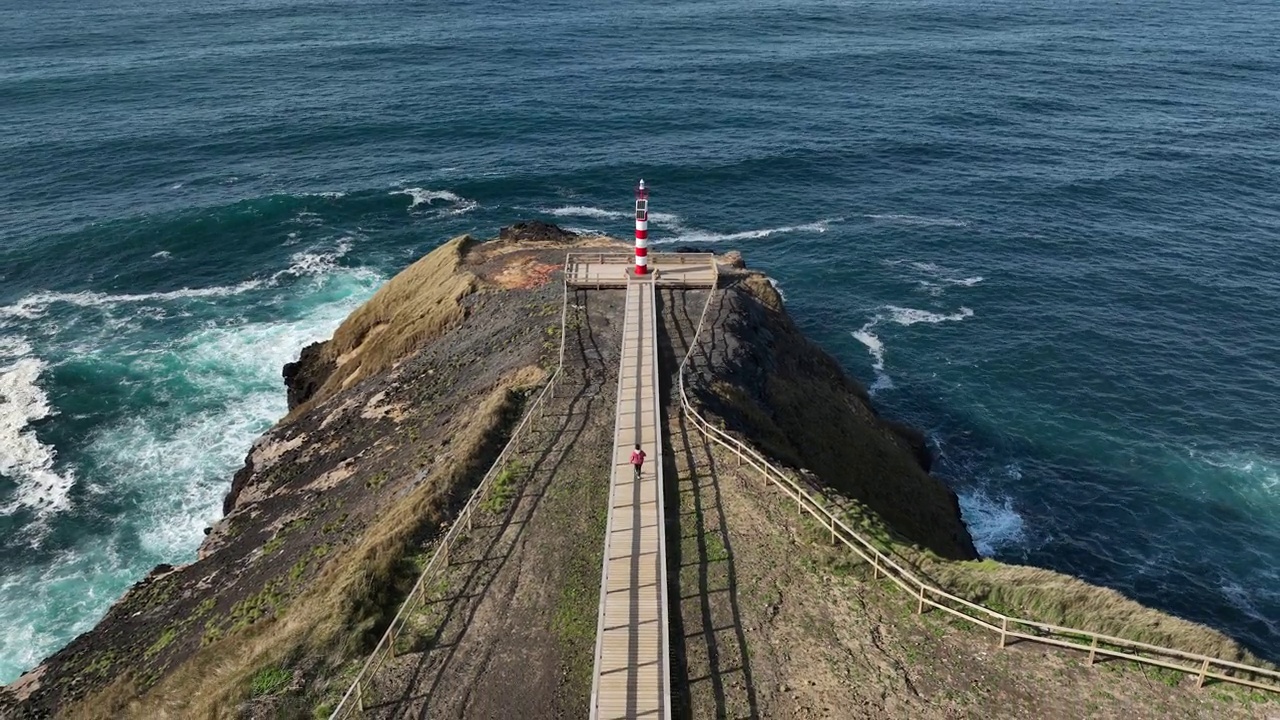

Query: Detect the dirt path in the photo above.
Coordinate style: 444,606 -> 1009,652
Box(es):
362,288 -> 623,719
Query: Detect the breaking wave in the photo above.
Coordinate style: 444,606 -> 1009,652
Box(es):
391,188 -> 478,216
0,356 -> 75,520
865,213 -> 970,228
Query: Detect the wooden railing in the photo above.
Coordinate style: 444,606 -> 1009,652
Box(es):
564,251 -> 717,289
675,285 -> 1280,696
329,275 -> 571,719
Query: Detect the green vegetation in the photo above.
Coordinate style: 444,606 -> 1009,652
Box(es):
550,467 -> 609,704
249,666 -> 293,697
262,516 -> 310,556
144,628 -> 177,660
364,470 -> 390,490
481,459 -> 526,513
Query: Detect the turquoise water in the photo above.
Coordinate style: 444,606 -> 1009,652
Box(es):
2,0 -> 1279,681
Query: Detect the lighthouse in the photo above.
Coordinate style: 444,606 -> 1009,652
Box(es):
634,179 -> 649,276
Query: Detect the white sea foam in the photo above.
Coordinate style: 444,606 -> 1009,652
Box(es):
0,257 -> 385,680
1190,449 -> 1280,502
151,250 -> 172,260
392,188 -> 478,215
909,261 -> 984,287
851,317 -> 894,394
885,305 -> 974,326
1,238 -> 365,321
866,213 -> 969,228
0,281 -> 268,321
546,205 -> 628,220
657,218 -> 839,244
0,540 -> 134,682
272,237 -> 356,281
0,337 -> 32,360
0,357 -> 75,518
957,488 -> 1026,556
767,278 -> 787,302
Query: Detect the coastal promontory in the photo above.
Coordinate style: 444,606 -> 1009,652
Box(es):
1,224 -> 1272,719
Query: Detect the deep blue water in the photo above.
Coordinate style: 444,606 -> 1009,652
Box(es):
2,0 -> 1278,682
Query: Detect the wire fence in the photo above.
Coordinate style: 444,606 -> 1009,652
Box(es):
675,281 -> 1280,696
329,276 -> 570,718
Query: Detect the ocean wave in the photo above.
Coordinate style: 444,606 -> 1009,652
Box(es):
2,237 -> 365,321
909,261 -> 984,287
546,205 -> 628,220
866,213 -> 970,228
0,357 -> 75,519
1219,580 -> 1280,639
957,487 -> 1026,557
851,317 -> 893,394
151,251 -> 172,260
0,336 -> 32,360
272,238 -> 355,281
392,187 -> 478,216
1190,449 -> 1280,502
767,277 -> 787,302
885,305 -> 974,326
0,282 -> 268,321
87,273 -> 380,555
0,543 -> 127,683
543,205 -> 687,232
656,218 -> 840,245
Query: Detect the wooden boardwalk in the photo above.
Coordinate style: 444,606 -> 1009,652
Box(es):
590,277 -> 671,720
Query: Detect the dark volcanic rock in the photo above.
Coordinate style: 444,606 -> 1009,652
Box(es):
498,220 -> 577,243
282,341 -> 333,411
882,419 -> 933,474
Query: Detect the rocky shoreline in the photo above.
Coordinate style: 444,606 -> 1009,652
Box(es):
4,224 -> 1264,719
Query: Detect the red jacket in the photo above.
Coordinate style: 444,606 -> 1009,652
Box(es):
630,449 -> 646,466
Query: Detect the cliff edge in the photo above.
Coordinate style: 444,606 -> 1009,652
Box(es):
2,225 -> 1269,720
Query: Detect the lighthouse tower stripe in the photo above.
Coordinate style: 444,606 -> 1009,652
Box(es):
635,178 -> 649,275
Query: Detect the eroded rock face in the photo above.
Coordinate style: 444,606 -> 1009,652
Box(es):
683,271 -> 979,561
0,228 -> 604,718
283,341 -> 334,411
1,226 -> 978,718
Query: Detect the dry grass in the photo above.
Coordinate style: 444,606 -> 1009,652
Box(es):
926,558 -> 1267,665
295,235 -> 478,414
61,367 -> 546,720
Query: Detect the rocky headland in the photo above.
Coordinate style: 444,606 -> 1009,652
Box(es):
1,223 -> 1274,719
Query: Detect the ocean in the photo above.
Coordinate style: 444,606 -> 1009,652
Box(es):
1,0 -> 1278,682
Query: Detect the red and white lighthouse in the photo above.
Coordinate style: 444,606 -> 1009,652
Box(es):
634,179 -> 649,276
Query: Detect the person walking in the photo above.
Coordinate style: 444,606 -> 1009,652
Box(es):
630,444 -> 646,481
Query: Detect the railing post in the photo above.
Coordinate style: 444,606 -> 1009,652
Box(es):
1196,658 -> 1210,688
999,617 -> 1008,648
388,625 -> 397,659
871,556 -> 880,580
1087,635 -> 1098,666
829,514 -> 836,545
917,584 -> 926,614
356,681 -> 365,712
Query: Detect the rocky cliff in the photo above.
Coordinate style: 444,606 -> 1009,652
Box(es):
6,224 -> 1258,720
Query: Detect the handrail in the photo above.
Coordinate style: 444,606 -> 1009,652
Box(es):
675,280 -> 1280,696
330,271 -> 573,718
